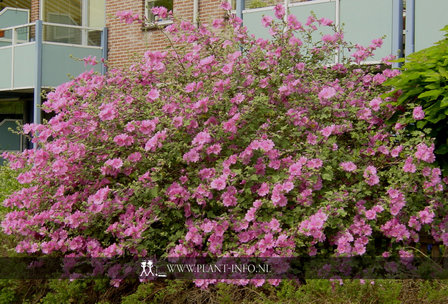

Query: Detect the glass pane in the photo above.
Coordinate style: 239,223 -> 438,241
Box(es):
87,29 -> 102,46
88,0 -> 105,28
0,100 -> 24,115
230,0 -> 236,10
43,0 -> 82,26
0,29 -> 12,47
15,26 -> 30,44
245,0 -> 277,9
146,0 -> 173,23
43,24 -> 82,44
0,0 -> 31,10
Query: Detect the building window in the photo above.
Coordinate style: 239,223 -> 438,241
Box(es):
229,0 -> 237,10
40,0 -> 104,46
0,0 -> 31,11
145,0 -> 173,25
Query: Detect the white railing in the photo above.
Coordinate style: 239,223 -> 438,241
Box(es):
0,7 -> 30,17
0,23 -> 33,46
0,21 -> 103,48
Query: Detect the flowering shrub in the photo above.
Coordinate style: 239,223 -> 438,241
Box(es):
2,4 -> 448,287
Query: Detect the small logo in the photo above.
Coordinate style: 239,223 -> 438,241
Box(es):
140,260 -> 166,277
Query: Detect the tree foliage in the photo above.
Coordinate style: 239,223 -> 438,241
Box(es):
384,26 -> 448,174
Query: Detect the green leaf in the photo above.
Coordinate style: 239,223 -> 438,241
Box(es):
418,89 -> 442,99
416,120 -> 427,129
435,144 -> 448,155
427,113 -> 446,124
423,71 -> 441,82
441,96 -> 448,108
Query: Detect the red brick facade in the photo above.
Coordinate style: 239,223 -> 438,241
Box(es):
30,0 -> 39,22
106,0 -> 226,69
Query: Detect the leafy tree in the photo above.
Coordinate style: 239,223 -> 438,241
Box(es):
384,26 -> 448,174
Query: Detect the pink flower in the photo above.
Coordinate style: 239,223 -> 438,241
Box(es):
282,181 -> 294,192
127,152 -> 141,162
83,55 -> 97,67
206,144 -> 221,155
146,88 -> 160,102
307,134 -> 318,145
259,139 -> 275,152
363,166 -> 379,186
258,183 -> 270,196
183,149 -> 200,163
415,143 -> 435,163
113,134 -> 134,146
288,14 -> 302,30
220,1 -> 231,10
363,165 -> 377,177
412,106 -> 425,120
322,34 -> 337,43
289,162 -> 302,176
192,131 -> 212,146
390,146 -> 403,157
221,63 -> 233,75
318,87 -> 336,100
418,209 -> 434,224
274,4 -> 285,19
289,36 -> 302,46
365,209 -> 377,220
210,176 -> 226,190
371,38 -> 383,48
230,93 -> 244,104
105,158 -> 123,169
145,130 -> 167,152
320,125 -> 335,138
198,168 -> 215,180
88,187 -> 110,205
299,210 -> 328,242
408,216 -> 421,231
369,98 -> 382,111
184,82 -> 196,93
403,157 -> 416,173
69,236 -> 84,251
99,103 -> 116,121
307,158 -> 323,169
319,18 -> 333,26
172,116 -> 183,128
116,10 -> 140,24
151,6 -> 168,18
296,62 -> 305,71
52,159 -> 68,175
140,118 -> 159,135
261,15 -> 273,28
340,161 -> 357,172
244,207 -> 257,222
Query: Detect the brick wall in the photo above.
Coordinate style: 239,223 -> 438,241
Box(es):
106,0 -> 226,69
30,0 -> 39,22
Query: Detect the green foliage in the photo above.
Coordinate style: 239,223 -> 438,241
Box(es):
0,165 -> 22,256
0,278 -> 447,303
0,164 -> 21,209
40,280 -> 90,304
248,0 -> 276,9
417,280 -> 448,303
118,280 -> 448,304
0,280 -> 16,304
384,25 -> 448,174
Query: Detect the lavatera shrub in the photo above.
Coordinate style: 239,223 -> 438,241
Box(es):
2,4 -> 448,287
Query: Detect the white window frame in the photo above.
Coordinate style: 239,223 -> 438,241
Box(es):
144,0 -> 173,27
